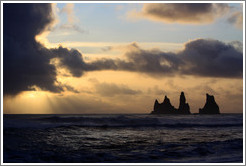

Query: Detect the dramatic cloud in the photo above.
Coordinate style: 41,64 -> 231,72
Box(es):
4,4 -> 60,95
86,43 -> 183,76
4,4 -> 243,96
50,47 -> 87,77
3,4 -> 86,96
180,39 -> 243,77
129,3 -> 229,24
87,39 -> 243,78
228,11 -> 243,29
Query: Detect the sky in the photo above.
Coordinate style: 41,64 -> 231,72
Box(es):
3,2 -> 244,114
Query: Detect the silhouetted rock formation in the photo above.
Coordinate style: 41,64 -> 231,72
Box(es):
199,94 -> 220,114
151,96 -> 175,114
151,92 -> 190,114
177,92 -> 191,114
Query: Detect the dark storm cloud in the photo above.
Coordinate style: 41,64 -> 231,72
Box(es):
118,43 -> 182,74
86,39 -> 243,78
50,46 -> 87,77
3,3 -> 86,96
180,39 -> 243,77
87,43 -> 182,76
3,3 -> 61,95
4,4 -> 54,41
136,3 -> 229,24
56,39 -> 242,78
4,4 -> 243,96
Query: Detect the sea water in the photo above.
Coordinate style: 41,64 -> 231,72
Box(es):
3,114 -> 243,163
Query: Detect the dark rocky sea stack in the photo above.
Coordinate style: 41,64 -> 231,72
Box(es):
151,96 -> 175,114
151,92 -> 190,114
177,92 -> 190,114
199,94 -> 220,114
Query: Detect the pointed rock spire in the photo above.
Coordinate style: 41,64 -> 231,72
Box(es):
163,95 -> 171,104
154,99 -> 160,111
180,92 -> 186,105
151,95 -> 175,114
151,91 -> 190,114
199,93 -> 220,114
177,92 -> 190,114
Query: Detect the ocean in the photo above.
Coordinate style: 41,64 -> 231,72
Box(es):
3,114 -> 243,163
